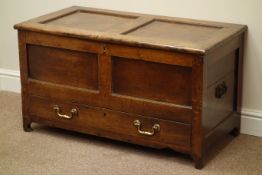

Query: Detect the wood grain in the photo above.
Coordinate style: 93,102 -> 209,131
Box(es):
203,73 -> 235,135
29,95 -> 192,149
112,56 -> 192,106
28,45 -> 99,90
14,6 -> 247,54
14,6 -> 247,169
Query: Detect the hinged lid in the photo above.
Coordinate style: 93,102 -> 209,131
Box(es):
14,6 -> 247,54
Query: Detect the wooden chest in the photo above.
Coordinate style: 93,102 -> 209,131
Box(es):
14,6 -> 247,169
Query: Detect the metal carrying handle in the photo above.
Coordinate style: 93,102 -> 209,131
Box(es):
133,120 -> 160,136
53,105 -> 78,119
215,81 -> 227,98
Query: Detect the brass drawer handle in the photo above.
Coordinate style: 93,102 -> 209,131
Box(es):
133,120 -> 160,136
53,105 -> 78,119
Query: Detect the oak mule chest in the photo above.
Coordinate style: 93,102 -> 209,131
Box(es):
14,6 -> 247,169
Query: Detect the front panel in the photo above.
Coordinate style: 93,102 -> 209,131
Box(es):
28,45 -> 99,90
112,56 -> 192,106
24,32 -> 105,109
105,45 -> 194,123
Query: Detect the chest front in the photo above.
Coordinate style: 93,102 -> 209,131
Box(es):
15,6 -> 246,169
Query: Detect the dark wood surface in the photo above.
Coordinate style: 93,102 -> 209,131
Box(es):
29,95 -> 191,150
28,45 -> 99,90
14,6 -> 247,169
111,56 -> 192,106
204,73 -> 235,134
14,6 -> 247,54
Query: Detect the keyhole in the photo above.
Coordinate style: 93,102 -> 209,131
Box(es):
103,47 -> 106,54
103,113 -> 106,117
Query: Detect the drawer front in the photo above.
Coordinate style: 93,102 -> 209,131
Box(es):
28,45 -> 99,90
28,96 -> 191,150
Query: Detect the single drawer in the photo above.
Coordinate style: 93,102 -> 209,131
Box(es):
28,96 -> 191,150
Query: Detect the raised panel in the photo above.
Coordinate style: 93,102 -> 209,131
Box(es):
112,57 -> 192,106
126,19 -> 222,44
28,45 -> 99,90
42,10 -> 138,33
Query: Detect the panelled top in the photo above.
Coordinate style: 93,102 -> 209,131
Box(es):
14,6 -> 247,54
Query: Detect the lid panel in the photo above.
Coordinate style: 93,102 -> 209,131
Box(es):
41,10 -> 138,33
126,20 -> 223,44
14,6 -> 247,54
